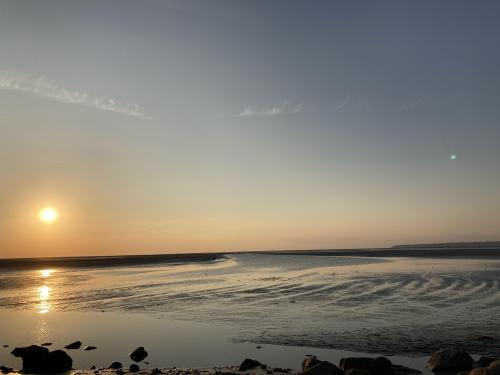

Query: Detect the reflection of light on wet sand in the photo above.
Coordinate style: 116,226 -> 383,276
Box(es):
40,269 -> 55,278
37,286 -> 51,314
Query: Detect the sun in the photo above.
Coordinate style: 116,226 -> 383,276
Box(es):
39,207 -> 59,224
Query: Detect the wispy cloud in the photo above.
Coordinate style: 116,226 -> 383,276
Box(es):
236,101 -> 302,118
0,71 -> 151,120
331,96 -> 351,112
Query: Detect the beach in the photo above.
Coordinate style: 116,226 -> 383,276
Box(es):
1,251 -> 499,373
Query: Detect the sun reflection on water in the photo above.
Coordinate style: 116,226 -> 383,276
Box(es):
36,269 -> 56,313
37,286 -> 51,314
40,269 -> 55,278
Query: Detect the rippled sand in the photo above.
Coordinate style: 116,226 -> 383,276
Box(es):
0,253 -> 499,357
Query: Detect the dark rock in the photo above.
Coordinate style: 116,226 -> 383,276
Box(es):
256,346 -> 262,349
109,362 -> 122,369
130,347 -> 148,362
302,356 -> 322,372
346,370 -> 371,375
372,357 -> 394,375
272,368 -> 290,373
117,369 -> 125,375
0,366 -> 13,374
475,358 -> 497,368
90,366 -> 96,370
339,357 -> 395,375
340,358 -> 375,371
84,346 -> 97,351
468,369 -> 488,375
41,343 -> 52,347
239,359 -> 266,372
392,364 -> 422,375
38,350 -> 73,373
151,368 -> 162,374
2,345 -> 8,348
64,341 -> 82,350
488,360 -> 500,375
130,364 -> 140,373
11,346 -> 72,374
301,361 -> 343,375
11,345 -> 50,371
426,347 -> 474,372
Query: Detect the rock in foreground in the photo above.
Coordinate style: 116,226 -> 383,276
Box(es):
110,362 -> 123,369
0,365 -> 13,374
11,345 -> 72,373
130,364 -> 140,373
301,360 -> 342,375
39,350 -> 73,373
130,347 -> 149,362
11,345 -> 49,371
339,357 -> 394,375
340,358 -> 375,372
65,341 -> 83,350
426,347 -> 474,372
487,360 -> 500,375
239,359 -> 267,371
302,356 -> 321,372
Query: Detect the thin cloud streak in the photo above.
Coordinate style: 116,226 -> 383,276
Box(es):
331,96 -> 351,112
236,102 -> 302,117
0,71 -> 151,120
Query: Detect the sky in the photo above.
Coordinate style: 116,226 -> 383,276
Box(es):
1,0 -> 499,258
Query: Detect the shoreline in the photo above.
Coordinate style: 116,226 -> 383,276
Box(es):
0,253 -> 226,271
2,343 -> 498,375
2,244 -> 500,271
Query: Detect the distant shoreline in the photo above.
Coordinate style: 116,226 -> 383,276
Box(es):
2,241 -> 500,270
263,247 -> 500,258
0,253 -> 225,271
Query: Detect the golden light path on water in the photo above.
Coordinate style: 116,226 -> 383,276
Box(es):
40,269 -> 54,278
37,269 -> 55,314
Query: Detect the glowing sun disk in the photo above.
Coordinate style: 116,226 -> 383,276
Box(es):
39,207 -> 59,224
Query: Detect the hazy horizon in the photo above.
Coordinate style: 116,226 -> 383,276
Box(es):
1,1 -> 500,258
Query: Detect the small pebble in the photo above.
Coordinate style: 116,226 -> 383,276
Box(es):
130,364 -> 140,373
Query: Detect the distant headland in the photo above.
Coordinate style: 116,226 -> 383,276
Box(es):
392,241 -> 500,249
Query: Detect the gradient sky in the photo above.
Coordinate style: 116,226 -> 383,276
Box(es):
1,1 -> 499,258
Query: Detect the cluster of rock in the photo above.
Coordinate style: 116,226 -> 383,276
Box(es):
236,348 -> 500,375
234,355 -> 416,375
300,355 -> 417,375
1,343 -> 148,374
10,345 -> 72,373
426,347 -> 500,375
1,343 -> 499,375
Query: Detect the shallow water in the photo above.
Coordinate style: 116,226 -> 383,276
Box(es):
0,309 -> 433,372
0,253 -> 499,366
